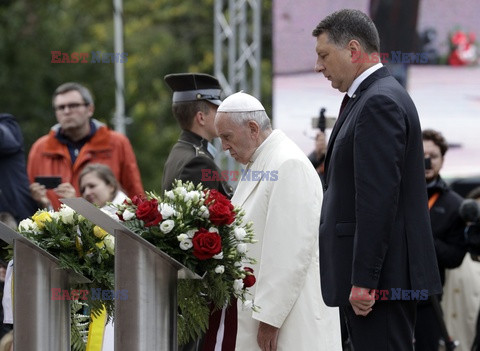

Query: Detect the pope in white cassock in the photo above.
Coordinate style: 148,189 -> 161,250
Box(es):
214,92 -> 342,351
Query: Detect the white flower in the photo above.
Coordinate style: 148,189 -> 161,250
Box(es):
160,219 -> 175,233
174,187 -> 187,199
233,227 -> 247,241
209,227 -> 219,233
159,203 -> 176,219
237,243 -> 247,254
186,229 -> 197,238
177,233 -> 189,242
215,265 -> 225,274
179,238 -> 193,250
165,190 -> 175,200
18,218 -> 35,232
99,207 -> 119,221
49,211 -> 60,220
59,205 -> 75,224
234,279 -> 244,292
213,251 -> 224,260
198,205 -> 209,218
184,190 -> 201,203
104,234 -> 115,255
122,209 -> 136,221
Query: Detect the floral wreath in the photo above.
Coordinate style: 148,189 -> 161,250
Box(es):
115,180 -> 257,345
16,205 -> 115,350
15,180 -> 257,347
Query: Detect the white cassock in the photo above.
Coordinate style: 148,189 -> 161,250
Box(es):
232,130 -> 342,351
442,254 -> 480,351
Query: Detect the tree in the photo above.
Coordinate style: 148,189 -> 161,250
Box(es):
0,0 -> 272,192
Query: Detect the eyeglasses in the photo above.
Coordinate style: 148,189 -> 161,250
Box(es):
54,103 -> 88,112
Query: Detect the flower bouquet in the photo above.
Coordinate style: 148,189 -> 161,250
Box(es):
115,180 -> 257,345
16,205 -> 115,350
447,28 -> 478,66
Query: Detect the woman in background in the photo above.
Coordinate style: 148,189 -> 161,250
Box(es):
78,163 -> 127,215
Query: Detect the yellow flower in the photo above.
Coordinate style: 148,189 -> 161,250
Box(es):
32,211 -> 52,229
75,236 -> 83,257
93,226 -> 108,239
96,241 -> 105,249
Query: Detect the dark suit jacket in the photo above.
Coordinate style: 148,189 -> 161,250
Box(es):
319,67 -> 442,306
162,130 -> 232,197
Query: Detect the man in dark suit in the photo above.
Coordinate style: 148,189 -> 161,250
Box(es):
312,9 -> 442,350
162,73 -> 235,351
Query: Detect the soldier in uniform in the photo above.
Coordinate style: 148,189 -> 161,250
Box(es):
162,73 -> 232,198
162,73 -> 235,351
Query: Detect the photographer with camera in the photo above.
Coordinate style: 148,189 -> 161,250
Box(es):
415,129 -> 467,351
442,187 -> 480,351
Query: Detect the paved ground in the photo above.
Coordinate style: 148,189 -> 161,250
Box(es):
273,65 -> 480,179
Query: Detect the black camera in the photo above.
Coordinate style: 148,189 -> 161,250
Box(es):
459,199 -> 480,260
424,157 -> 432,170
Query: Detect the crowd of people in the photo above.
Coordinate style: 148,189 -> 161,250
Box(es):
0,7 -> 479,351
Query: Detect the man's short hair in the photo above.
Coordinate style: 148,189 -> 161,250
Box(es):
422,129 -> 449,156
52,82 -> 94,107
172,100 -> 213,130
312,9 -> 380,54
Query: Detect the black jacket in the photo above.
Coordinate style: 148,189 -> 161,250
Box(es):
0,113 -> 38,222
428,177 -> 467,286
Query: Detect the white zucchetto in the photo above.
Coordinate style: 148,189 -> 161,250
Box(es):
217,91 -> 265,112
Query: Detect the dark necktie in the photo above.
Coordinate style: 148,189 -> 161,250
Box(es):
339,93 -> 350,116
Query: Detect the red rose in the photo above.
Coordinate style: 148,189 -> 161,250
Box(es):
192,228 -> 222,260
135,199 -> 162,227
205,190 -> 235,226
243,267 -> 256,288
208,201 -> 235,226
204,189 -> 230,206
131,195 -> 145,206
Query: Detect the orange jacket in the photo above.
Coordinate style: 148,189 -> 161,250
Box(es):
27,120 -> 144,210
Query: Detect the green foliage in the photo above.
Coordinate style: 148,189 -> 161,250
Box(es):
177,280 -> 210,344
16,207 -> 115,350
0,0 -> 272,192
71,301 -> 89,351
